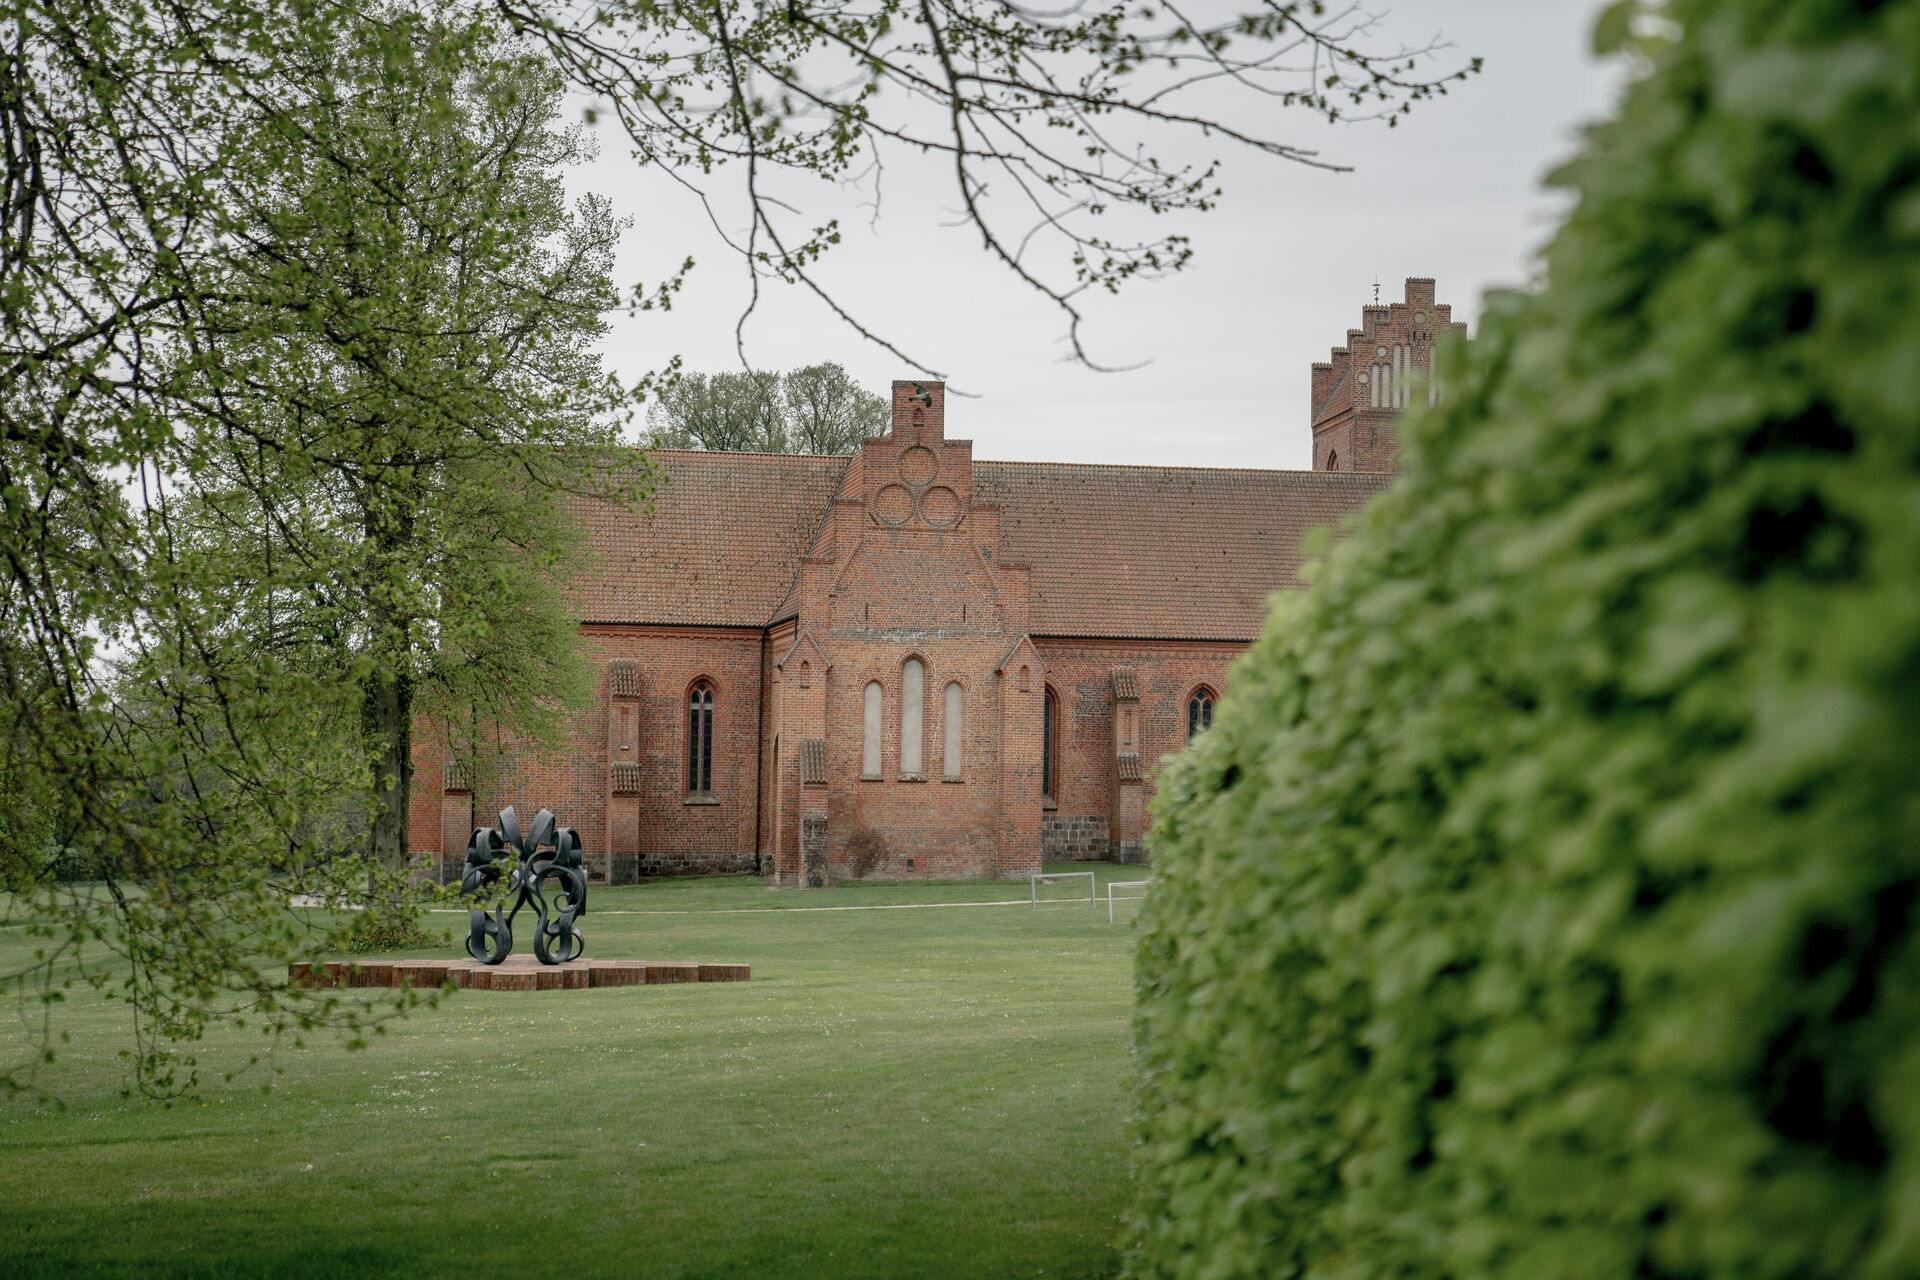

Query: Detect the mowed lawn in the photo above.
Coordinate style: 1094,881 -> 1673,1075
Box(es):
0,865 -> 1151,1279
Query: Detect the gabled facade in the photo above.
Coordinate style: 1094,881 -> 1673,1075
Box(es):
1309,277 -> 1465,473
413,280 -> 1456,882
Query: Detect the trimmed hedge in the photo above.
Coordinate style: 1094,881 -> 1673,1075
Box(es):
1126,3 -> 1920,1278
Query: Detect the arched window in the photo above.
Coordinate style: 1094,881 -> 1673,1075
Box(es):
687,680 -> 715,793
1187,687 -> 1216,740
1042,685 -> 1060,800
943,682 -> 964,780
1327,449 -> 1339,471
862,681 -> 884,778
900,657 -> 925,776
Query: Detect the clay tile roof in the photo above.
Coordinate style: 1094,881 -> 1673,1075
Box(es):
799,738 -> 828,786
1111,667 -> 1140,700
569,448 -> 1388,639
975,462 -> 1390,641
570,450 -> 849,626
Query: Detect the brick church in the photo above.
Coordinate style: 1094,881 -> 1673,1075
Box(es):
412,278 -> 1462,884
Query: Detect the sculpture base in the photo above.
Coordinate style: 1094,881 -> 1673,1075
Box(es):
289,954 -> 749,992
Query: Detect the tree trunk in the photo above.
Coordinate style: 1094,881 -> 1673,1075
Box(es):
360,477 -> 417,910
363,664 -> 413,905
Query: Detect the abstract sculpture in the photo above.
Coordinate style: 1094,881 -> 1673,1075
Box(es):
460,806 -> 588,965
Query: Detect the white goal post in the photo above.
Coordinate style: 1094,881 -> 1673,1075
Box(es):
1030,870 -> 1096,909
1107,879 -> 1152,923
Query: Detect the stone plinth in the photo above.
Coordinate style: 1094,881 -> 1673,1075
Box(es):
289,953 -> 749,992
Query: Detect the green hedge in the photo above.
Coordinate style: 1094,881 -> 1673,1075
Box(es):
1126,3 -> 1920,1277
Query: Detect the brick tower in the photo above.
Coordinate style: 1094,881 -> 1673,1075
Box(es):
1308,277 -> 1465,473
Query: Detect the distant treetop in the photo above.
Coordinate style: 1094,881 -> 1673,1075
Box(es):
643,363 -> 887,455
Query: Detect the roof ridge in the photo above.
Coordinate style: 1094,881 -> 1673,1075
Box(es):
645,448 -> 854,464
638,446 -> 1387,480
977,458 -> 1389,479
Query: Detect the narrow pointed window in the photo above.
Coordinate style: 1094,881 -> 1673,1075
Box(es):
1042,685 -> 1060,800
687,680 -> 716,793
943,682 -> 964,780
1187,688 -> 1215,741
900,658 -> 925,776
863,682 -> 883,778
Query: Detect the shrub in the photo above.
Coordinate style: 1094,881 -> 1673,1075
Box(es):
339,907 -> 446,955
1126,3 -> 1920,1278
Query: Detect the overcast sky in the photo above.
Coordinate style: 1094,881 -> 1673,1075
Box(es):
568,0 -> 1625,471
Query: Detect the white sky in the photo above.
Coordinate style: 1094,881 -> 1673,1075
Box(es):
569,0 -> 1625,470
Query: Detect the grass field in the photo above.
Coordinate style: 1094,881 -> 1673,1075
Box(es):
0,864 -> 1151,1279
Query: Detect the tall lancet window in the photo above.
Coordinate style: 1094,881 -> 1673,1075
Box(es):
1187,688 -> 1216,740
1042,686 -> 1060,801
687,680 -> 715,793
863,682 -> 884,778
900,658 -> 925,776
943,682 -> 964,779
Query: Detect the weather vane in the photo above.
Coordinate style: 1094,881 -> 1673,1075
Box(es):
1372,276 -> 1380,304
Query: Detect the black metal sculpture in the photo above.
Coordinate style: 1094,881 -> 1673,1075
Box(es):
459,806 -> 588,965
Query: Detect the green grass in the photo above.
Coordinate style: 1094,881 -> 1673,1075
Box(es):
0,864 -> 1151,1279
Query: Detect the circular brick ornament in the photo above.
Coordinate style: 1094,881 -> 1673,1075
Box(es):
900,445 -> 938,486
874,483 -> 913,525
920,485 -> 961,527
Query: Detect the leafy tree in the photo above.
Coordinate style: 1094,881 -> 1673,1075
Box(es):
644,369 -> 787,452
1127,2 -> 1920,1277
3,8 -> 647,1094
2,0 -> 1472,1093
645,362 -> 886,454
177,19 -> 640,901
782,363 -> 890,454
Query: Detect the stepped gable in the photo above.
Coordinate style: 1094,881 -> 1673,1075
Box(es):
1309,276 -> 1467,473
976,461 -> 1390,641
571,449 -> 849,626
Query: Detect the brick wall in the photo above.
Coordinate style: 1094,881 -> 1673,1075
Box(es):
816,634 -> 1011,879
1312,409 -> 1403,475
415,561 -> 1251,882
1033,638 -> 1242,862
410,625 -> 766,880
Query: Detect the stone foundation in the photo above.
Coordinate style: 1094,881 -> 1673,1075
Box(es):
637,850 -> 759,878
801,815 -> 829,887
1043,814 -> 1110,860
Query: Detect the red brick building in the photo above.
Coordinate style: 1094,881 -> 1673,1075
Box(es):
413,278 -> 1456,884
1310,276 -> 1465,473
